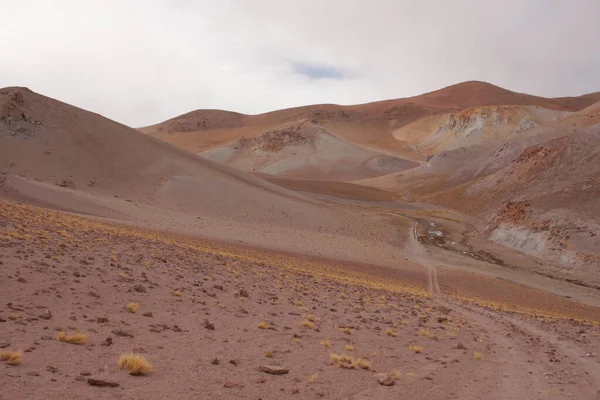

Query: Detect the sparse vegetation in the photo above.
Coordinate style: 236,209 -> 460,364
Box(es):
340,327 -> 353,335
257,321 -> 268,329
409,344 -> 422,353
389,369 -> 402,379
264,350 -> 274,358
172,290 -> 182,297
0,350 -> 22,366
127,302 -> 139,313
329,353 -> 371,370
385,328 -> 398,337
8,313 -> 20,320
320,340 -> 331,347
473,351 -> 484,360
344,345 -> 355,351
300,319 -> 316,329
308,373 -> 318,384
118,353 -> 153,375
57,332 -> 88,345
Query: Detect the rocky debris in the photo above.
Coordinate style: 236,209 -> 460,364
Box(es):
142,312 -> 153,318
96,317 -> 109,323
378,376 -> 395,386
454,343 -> 467,350
0,343 -> 10,348
436,317 -> 448,323
88,291 -> 100,298
133,284 -> 147,293
57,180 -> 75,189
17,277 -> 27,283
39,310 -> 52,320
103,337 -> 113,346
204,319 -> 215,330
229,359 -> 239,366
259,365 -> 289,375
112,329 -> 133,338
211,358 -> 219,365
80,371 -> 92,376
87,378 -> 120,387
224,381 -> 245,389
239,289 -> 249,298
27,372 -> 40,377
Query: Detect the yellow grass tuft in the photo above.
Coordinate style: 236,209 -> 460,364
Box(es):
389,369 -> 402,379
57,332 -> 88,345
384,328 -> 398,337
264,350 -> 274,358
300,319 -> 316,329
340,327 -> 353,335
302,314 -> 315,322
409,344 -> 422,353
344,345 -> 355,351
117,353 -> 153,375
172,290 -> 182,297
329,353 -> 371,370
257,321 -> 268,329
473,352 -> 484,360
320,340 -> 331,348
0,350 -> 22,366
8,313 -> 20,320
127,303 -> 139,313
308,373 -> 318,384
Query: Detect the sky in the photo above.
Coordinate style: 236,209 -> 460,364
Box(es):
1,0 -> 599,127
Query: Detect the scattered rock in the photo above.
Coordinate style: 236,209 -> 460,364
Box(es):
0,343 -> 10,348
104,337 -> 113,346
213,285 -> 224,291
259,365 -> 289,375
378,376 -> 395,386
96,317 -> 109,323
88,291 -> 100,298
239,289 -> 249,298
17,277 -> 27,283
437,317 -> 448,323
87,378 -> 120,387
211,358 -> 219,365
454,343 -> 467,350
142,312 -> 153,318
75,376 -> 86,382
27,372 -> 40,377
112,329 -> 133,338
224,381 -> 245,389
80,371 -> 92,376
41,336 -> 54,341
46,366 -> 59,373
133,284 -> 146,293
204,319 -> 215,330
229,359 -> 239,366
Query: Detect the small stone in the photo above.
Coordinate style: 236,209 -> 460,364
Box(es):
378,376 -> 395,386
27,371 -> 40,376
229,359 -> 239,366
211,358 -> 219,365
39,310 -> 52,320
0,343 -> 10,348
75,376 -> 86,381
96,317 -> 109,323
455,343 -> 467,350
204,319 -> 215,330
133,284 -> 147,293
437,317 -> 448,323
112,329 -> 133,337
46,365 -> 59,373
87,378 -> 120,387
223,381 -> 244,389
239,289 -> 249,298
17,277 -> 27,283
259,365 -> 289,375
41,336 -> 54,341
104,337 -> 113,346
213,285 -> 224,291
80,371 -> 92,376
88,291 -> 100,298
142,312 -> 153,318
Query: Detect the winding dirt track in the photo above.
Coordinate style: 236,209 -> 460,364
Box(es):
407,222 -> 600,400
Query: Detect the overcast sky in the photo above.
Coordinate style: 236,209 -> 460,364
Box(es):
2,0 -> 599,127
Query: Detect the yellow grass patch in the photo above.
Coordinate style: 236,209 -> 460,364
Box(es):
117,353 -> 153,375
57,332 -> 88,345
172,290 -> 182,297
300,320 -> 316,329
340,327 -> 353,335
308,373 -> 318,384
0,350 -> 22,366
257,321 -> 268,329
329,353 -> 371,370
384,328 -> 398,337
473,352 -> 484,360
408,344 -> 422,353
344,345 -> 356,351
127,303 -> 139,313
320,340 -> 331,348
264,350 -> 274,358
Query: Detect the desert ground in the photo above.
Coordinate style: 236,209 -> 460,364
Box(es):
2,83 -> 600,399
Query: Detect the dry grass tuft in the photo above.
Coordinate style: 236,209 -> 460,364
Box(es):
320,340 -> 331,348
340,327 -> 353,335
300,319 -> 316,329
118,353 -> 153,375
0,350 -> 22,366
473,352 -> 484,360
257,321 -> 268,329
172,290 -> 182,297
384,328 -> 399,337
302,314 -> 315,322
8,313 -> 20,320
57,332 -> 88,345
344,345 -> 356,351
264,350 -> 274,358
389,369 -> 402,379
409,344 -> 422,353
127,303 -> 139,313
308,373 -> 318,384
329,353 -> 371,370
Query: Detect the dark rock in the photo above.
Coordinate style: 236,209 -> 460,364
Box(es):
378,376 -> 395,386
0,343 -> 10,348
229,359 -> 239,366
112,329 -> 133,338
437,317 -> 448,323
97,317 -> 109,323
142,312 -> 153,317
239,289 -> 249,298
213,285 -> 224,291
87,378 -> 120,387
204,319 -> 215,330
259,365 -> 289,375
88,291 -> 100,298
133,284 -> 146,293
17,277 -> 27,283
211,358 -> 219,365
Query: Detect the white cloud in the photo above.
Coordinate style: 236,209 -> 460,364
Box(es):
1,0 -> 599,126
